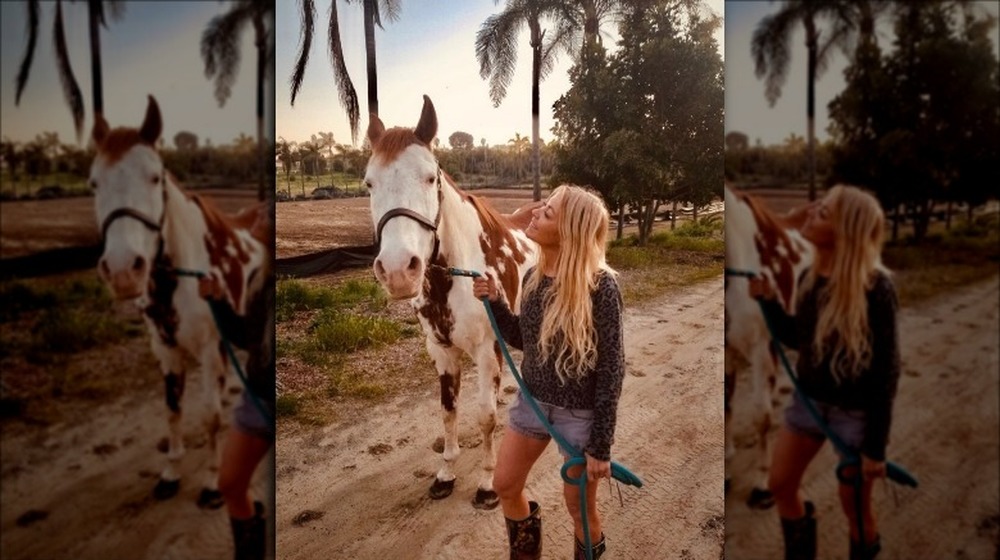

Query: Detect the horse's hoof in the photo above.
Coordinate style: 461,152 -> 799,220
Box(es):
747,487 -> 774,509
153,478 -> 180,500
197,488 -> 225,509
472,489 -> 499,510
429,478 -> 455,500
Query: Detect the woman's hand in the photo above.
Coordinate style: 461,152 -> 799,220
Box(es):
585,452 -> 611,482
861,455 -> 886,480
472,273 -> 499,302
747,276 -> 775,300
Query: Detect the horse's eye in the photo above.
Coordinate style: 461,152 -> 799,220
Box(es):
365,180 -> 373,189
89,179 -> 98,190
426,176 -> 435,185
151,174 -> 161,185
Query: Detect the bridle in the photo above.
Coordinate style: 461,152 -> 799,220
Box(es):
373,166 -> 444,266
99,169 -> 169,263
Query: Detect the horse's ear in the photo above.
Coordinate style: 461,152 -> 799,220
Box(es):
367,113 -> 385,146
92,115 -> 109,147
139,95 -> 162,145
414,95 -> 437,146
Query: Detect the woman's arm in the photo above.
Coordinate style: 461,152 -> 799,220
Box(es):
860,276 -> 901,461
585,273 -> 626,462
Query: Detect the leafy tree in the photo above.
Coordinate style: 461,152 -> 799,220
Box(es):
201,0 -> 274,201
290,0 -> 401,144
14,1 -> 125,139
448,131 -> 475,150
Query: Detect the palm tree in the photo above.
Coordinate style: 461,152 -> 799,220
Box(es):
14,0 -> 125,140
289,0 -> 401,145
477,0 -> 621,201
201,0 -> 274,201
751,0 -> 859,201
276,137 -> 295,194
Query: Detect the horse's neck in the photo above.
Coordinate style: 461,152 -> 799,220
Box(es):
436,182 -> 485,266
160,177 -> 209,269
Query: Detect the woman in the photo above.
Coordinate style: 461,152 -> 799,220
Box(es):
199,205 -> 275,560
473,185 -> 625,560
749,185 -> 901,560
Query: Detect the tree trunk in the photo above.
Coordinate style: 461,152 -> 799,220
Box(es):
671,200 -> 678,230
945,199 -> 953,230
804,13 -> 818,202
364,0 -> 379,118
254,10 -> 267,202
88,0 -> 103,121
529,18 -> 542,202
616,201 -> 624,240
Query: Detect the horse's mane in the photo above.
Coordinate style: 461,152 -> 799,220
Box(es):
372,127 -> 428,163
737,190 -> 800,232
189,191 -> 269,247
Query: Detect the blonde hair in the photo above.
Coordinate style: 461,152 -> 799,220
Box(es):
524,185 -> 616,384
808,185 -> 890,382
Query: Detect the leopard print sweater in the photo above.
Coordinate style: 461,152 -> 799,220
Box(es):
489,267 -> 625,461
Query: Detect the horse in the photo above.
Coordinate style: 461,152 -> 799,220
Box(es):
91,95 -> 268,507
724,185 -> 814,509
364,95 -> 538,508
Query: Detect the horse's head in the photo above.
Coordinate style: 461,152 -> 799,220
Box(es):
365,95 -> 442,300
90,95 -> 166,300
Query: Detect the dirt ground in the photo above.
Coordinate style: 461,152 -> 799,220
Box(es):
725,274 -> 1000,560
0,189 -> 274,560
274,277 -> 727,560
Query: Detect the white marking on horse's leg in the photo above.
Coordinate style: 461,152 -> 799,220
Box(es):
750,343 -> 777,491
152,342 -> 185,482
199,341 -> 226,492
428,343 -> 462,483
473,341 -> 502,492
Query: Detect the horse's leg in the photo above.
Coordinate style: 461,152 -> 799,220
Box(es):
150,339 -> 185,500
724,344 -> 738,495
427,341 -> 463,500
469,341 -> 502,509
194,337 -> 226,509
746,341 -> 778,509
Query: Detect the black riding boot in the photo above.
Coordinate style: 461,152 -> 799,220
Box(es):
780,500 -> 816,560
230,501 -> 266,560
574,533 -> 606,560
850,533 -> 882,560
504,501 -> 542,560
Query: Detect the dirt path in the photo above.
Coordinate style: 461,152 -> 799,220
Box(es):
275,278 -> 726,559
725,275 -> 1000,560
0,359 -> 274,560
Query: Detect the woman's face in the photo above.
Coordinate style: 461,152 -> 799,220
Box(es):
526,191 -> 563,248
801,195 -> 837,249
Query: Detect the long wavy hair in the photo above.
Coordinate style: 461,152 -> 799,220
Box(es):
807,185 -> 890,383
524,185 -> 616,384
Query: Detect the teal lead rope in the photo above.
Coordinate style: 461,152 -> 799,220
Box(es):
447,267 -> 642,560
175,268 -> 274,425
724,267 -> 917,552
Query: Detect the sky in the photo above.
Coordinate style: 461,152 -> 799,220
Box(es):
0,2 -> 269,148
725,1 -> 1000,148
276,0 -> 724,148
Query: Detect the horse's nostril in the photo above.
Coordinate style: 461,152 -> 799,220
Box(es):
132,256 -> 146,272
99,258 -> 111,277
374,259 -> 386,278
408,256 -> 420,271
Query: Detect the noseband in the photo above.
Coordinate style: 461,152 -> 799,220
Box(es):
374,167 -> 444,266
99,170 -> 168,260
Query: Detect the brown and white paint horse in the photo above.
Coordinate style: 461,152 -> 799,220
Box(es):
365,96 -> 538,508
724,185 -> 813,508
91,96 -> 268,507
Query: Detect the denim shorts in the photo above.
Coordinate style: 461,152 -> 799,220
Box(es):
506,391 -> 593,460
784,392 -> 865,458
233,390 -> 275,443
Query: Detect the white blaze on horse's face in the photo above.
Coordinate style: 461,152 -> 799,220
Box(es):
91,96 -> 165,300
366,96 -> 441,300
